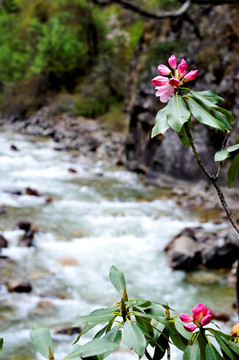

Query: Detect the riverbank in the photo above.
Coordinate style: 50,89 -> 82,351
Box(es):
1,108 -> 239,226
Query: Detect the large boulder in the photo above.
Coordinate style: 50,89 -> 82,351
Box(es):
165,227 -> 239,271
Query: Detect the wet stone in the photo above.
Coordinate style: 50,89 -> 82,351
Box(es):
7,280 -> 32,293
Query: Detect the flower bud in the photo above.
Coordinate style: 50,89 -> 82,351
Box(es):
178,59 -> 187,77
183,323 -> 197,332
151,76 -> 168,87
232,323 -> 239,337
179,313 -> 193,323
183,70 -> 198,83
168,55 -> 177,69
158,64 -> 171,76
168,78 -> 180,87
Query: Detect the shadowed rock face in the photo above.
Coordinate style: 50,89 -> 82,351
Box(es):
125,4 -> 239,186
165,227 -> 239,271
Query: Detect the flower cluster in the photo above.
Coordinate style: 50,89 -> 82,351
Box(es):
152,55 -> 198,103
180,303 -> 212,332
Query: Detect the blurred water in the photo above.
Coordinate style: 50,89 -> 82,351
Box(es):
0,131 -> 235,360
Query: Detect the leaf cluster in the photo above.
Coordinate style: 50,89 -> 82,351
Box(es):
152,88 -> 239,187
30,266 -> 239,360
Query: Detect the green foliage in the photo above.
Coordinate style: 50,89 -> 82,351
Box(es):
30,324 -> 54,359
30,266 -> 239,360
0,338 -> 3,354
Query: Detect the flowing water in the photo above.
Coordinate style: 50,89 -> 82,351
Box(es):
0,130 -> 236,360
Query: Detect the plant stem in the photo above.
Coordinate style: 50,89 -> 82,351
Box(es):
184,124 -> 239,233
167,345 -> 171,360
215,130 -> 230,179
184,123 -> 239,315
145,349 -> 153,360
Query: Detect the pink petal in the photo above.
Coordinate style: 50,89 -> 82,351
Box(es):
201,311 -> 212,326
178,59 -> 187,77
168,55 -> 177,69
183,323 -> 197,332
158,64 -> 171,76
179,313 -> 193,323
168,77 -> 180,87
183,70 -> 198,83
151,76 -> 168,87
155,83 -> 174,103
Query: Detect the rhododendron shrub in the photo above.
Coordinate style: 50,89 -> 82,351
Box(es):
31,267 -> 239,360
30,57 -> 239,359
151,54 -> 239,188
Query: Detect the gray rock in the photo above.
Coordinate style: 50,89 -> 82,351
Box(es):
165,227 -> 239,271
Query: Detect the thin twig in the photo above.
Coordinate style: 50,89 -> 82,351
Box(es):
92,0 -> 191,19
167,345 -> 171,360
145,349 -> 153,360
215,130 -> 230,179
184,123 -> 239,234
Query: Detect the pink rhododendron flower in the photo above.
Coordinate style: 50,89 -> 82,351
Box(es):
179,303 -> 212,332
168,55 -> 177,69
184,70 -> 199,83
152,55 -> 198,103
178,59 -> 187,77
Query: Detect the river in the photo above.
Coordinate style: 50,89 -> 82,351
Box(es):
0,130 -> 236,360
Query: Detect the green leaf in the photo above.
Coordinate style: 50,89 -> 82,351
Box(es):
211,108 -> 232,130
177,122 -> 192,147
191,90 -> 224,105
174,321 -> 191,341
94,325 -> 109,339
166,94 -> 190,132
64,339 -> 119,359
152,106 -> 169,137
0,338 -> 3,354
183,341 -> 200,360
214,149 -> 229,162
30,324 -> 54,360
222,338 -> 239,356
228,144 -> 239,153
134,314 -> 154,339
169,324 -> 187,351
189,90 -> 219,109
215,106 -> 234,124
187,98 -> 225,131
206,343 -> 223,360
98,326 -> 122,360
73,307 -> 117,327
73,322 -> 98,344
146,302 -> 165,317
213,332 -> 237,360
227,153 -> 239,188
109,265 -> 127,295
153,328 -> 169,360
123,320 -> 146,358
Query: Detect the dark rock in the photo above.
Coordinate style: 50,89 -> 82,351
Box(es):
0,207 -> 7,215
10,144 -> 19,151
17,221 -> 32,232
165,231 -> 201,271
68,168 -> 78,174
165,227 -> 239,271
56,326 -> 82,335
7,280 -> 32,293
17,221 -> 38,246
0,234 -> 8,248
26,187 -> 41,196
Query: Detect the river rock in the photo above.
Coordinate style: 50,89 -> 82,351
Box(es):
0,234 -> 8,248
56,325 -> 82,335
7,280 -> 32,293
165,227 -> 239,271
17,221 -> 38,246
